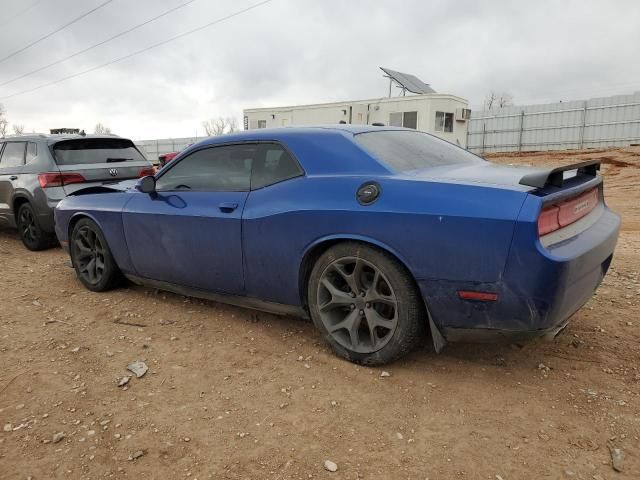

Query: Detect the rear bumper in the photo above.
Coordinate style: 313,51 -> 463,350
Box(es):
441,320 -> 570,343
31,187 -> 63,233
419,205 -> 620,341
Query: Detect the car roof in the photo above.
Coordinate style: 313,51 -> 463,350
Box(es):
45,134 -> 129,146
179,125 -> 409,176
197,124 -> 405,147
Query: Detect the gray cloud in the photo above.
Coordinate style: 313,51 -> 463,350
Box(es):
0,0 -> 638,139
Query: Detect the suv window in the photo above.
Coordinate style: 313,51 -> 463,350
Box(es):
251,144 -> 302,189
156,144 -> 254,192
26,142 -> 38,163
0,142 -> 26,168
53,138 -> 146,165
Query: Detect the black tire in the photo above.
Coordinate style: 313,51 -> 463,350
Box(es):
70,218 -> 122,292
16,203 -> 57,251
308,242 -> 426,365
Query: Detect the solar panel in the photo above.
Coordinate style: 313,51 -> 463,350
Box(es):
380,67 -> 436,95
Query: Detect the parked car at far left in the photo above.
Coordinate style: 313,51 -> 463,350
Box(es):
158,151 -> 179,167
0,134 -> 154,250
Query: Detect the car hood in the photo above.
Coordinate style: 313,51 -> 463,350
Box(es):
403,161 -> 539,191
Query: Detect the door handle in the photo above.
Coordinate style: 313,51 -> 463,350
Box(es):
218,202 -> 238,213
9,176 -> 18,180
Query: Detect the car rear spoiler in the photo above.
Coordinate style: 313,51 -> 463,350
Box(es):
518,159 -> 601,189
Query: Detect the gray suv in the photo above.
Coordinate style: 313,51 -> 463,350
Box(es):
0,134 -> 154,250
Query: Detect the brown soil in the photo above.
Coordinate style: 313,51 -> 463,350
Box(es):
1,147 -> 639,479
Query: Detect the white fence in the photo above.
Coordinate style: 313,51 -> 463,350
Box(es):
135,136 -> 200,162
467,92 -> 640,153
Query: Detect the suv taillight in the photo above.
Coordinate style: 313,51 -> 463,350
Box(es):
38,172 -> 86,188
538,188 -> 598,237
138,167 -> 156,177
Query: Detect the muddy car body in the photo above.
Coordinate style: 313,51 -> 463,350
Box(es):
54,126 -> 620,364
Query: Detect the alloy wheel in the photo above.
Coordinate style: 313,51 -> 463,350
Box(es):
18,207 -> 38,246
316,256 -> 399,354
73,226 -> 106,285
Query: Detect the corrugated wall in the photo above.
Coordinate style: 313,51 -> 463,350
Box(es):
467,92 -> 640,153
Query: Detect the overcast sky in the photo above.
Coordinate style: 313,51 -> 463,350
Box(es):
0,0 -> 639,140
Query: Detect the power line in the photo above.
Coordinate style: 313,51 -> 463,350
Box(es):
0,0 -> 274,101
0,0 -> 198,88
0,0 -> 114,66
0,0 -> 46,28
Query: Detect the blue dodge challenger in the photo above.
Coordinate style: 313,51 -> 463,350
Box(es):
54,126 -> 620,364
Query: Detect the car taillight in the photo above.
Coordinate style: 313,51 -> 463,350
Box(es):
538,188 -> 598,237
538,206 -> 560,236
558,188 -> 598,227
37,172 -> 85,188
138,167 -> 156,177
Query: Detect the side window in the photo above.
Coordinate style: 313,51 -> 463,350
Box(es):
251,144 -> 303,190
444,112 -> 453,132
26,142 -> 38,163
0,142 -> 26,168
389,112 -> 403,127
155,144 -> 254,192
403,111 -> 418,129
389,111 -> 417,129
435,111 -> 454,133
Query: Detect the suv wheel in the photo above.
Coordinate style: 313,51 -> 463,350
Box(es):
16,203 -> 56,251
70,218 -> 122,291
308,242 -> 426,365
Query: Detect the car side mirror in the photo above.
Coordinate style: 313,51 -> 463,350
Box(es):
137,175 -> 156,194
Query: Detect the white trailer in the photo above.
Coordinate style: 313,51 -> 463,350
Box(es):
244,93 -> 471,147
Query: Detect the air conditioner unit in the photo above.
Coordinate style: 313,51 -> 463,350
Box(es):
455,108 -> 471,121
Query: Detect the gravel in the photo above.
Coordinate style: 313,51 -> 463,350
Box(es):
127,361 -> 148,378
609,446 -> 624,472
324,460 -> 338,472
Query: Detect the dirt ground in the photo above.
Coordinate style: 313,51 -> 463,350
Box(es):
1,147 -> 639,480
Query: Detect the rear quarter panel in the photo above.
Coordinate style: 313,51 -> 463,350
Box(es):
243,175 -> 528,307
11,144 -> 59,231
54,192 -> 135,274
495,179 -> 620,331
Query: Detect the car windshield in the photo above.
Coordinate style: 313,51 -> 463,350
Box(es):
355,130 -> 484,173
53,138 -> 146,165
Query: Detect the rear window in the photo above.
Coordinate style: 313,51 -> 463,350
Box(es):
355,130 -> 483,173
53,138 -> 146,165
